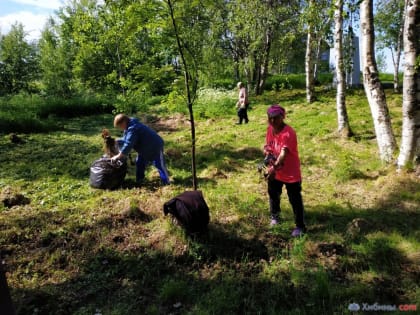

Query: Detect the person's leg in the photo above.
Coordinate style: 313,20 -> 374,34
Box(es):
135,154 -> 147,183
238,108 -> 245,124
152,150 -> 170,185
285,182 -> 306,230
268,179 -> 283,223
244,108 -> 249,123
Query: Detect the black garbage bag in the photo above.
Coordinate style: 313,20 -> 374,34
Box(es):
163,190 -> 210,233
89,157 -> 127,189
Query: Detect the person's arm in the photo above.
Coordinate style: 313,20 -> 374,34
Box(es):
111,151 -> 126,161
274,147 -> 288,168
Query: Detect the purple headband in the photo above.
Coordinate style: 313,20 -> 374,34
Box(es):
267,104 -> 286,118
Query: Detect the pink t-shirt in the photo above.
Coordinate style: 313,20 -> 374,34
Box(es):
238,87 -> 248,108
265,124 -> 302,183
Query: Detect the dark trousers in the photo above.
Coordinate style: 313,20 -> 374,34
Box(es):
237,108 -> 248,124
268,179 -> 305,229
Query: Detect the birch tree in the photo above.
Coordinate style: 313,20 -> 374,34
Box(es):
375,0 -> 405,92
360,0 -> 397,163
397,0 -> 420,170
303,0 -> 332,103
334,0 -> 353,137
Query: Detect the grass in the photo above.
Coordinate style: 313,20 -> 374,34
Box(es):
1,88 -> 419,314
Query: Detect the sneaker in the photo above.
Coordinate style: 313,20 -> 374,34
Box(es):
270,218 -> 279,226
291,227 -> 305,237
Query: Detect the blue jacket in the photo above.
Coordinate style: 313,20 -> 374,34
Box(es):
118,118 -> 164,161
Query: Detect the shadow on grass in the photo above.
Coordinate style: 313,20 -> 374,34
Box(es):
6,213 -> 298,315
166,141 -> 262,173
307,177 -> 420,237
3,175 -> 419,314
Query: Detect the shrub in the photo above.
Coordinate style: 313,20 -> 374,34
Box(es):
265,74 -> 305,90
38,95 -> 114,118
194,88 -> 236,118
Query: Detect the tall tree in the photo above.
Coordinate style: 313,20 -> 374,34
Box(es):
165,0 -> 212,189
39,18 -> 74,97
219,0 -> 299,95
303,0 -> 333,103
334,0 -> 353,137
360,0 -> 396,163
0,23 -> 38,95
397,0 -> 420,170
375,0 -> 405,92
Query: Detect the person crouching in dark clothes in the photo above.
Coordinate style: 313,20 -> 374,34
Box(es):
111,114 -> 170,185
264,104 -> 306,237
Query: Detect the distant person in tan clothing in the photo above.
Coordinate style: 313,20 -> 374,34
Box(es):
236,82 -> 249,124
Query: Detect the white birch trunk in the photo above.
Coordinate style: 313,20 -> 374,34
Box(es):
397,0 -> 420,170
334,0 -> 352,137
360,0 -> 397,163
393,16 -> 404,92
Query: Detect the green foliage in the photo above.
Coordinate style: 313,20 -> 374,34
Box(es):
158,278 -> 191,304
332,152 -> 364,183
161,89 -> 187,114
0,23 -> 39,95
194,88 -> 237,118
0,93 -> 114,133
38,18 -> 74,97
264,73 -> 333,91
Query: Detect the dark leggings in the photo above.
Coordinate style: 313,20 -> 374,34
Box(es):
268,179 -> 305,229
237,108 -> 248,124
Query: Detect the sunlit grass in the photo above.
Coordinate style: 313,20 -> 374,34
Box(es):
0,88 -> 419,314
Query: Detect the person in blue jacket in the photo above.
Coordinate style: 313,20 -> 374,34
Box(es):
111,114 -> 170,185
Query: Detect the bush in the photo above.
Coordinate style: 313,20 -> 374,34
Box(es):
0,111 -> 60,133
207,78 -> 237,90
265,74 -> 305,90
0,92 -> 114,133
38,95 -> 114,118
265,73 -> 334,91
194,88 -> 236,118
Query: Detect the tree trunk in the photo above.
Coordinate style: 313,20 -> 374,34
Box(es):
313,36 -> 322,82
257,27 -> 273,96
397,0 -> 420,170
334,0 -> 352,137
393,25 -> 403,92
167,0 -> 198,189
305,24 -> 316,103
360,0 -> 397,163
253,52 -> 262,95
394,1 -> 406,92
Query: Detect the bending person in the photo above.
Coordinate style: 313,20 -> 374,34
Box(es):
112,114 -> 170,185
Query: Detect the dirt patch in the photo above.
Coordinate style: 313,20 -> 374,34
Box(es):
346,218 -> 371,239
307,241 -> 347,273
142,113 -> 189,132
1,186 -> 30,208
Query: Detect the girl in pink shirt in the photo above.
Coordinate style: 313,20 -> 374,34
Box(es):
264,104 -> 306,237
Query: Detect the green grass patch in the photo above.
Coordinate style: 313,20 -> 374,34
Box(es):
0,88 -> 418,315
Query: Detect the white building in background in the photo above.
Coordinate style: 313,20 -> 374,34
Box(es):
330,35 -> 361,87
